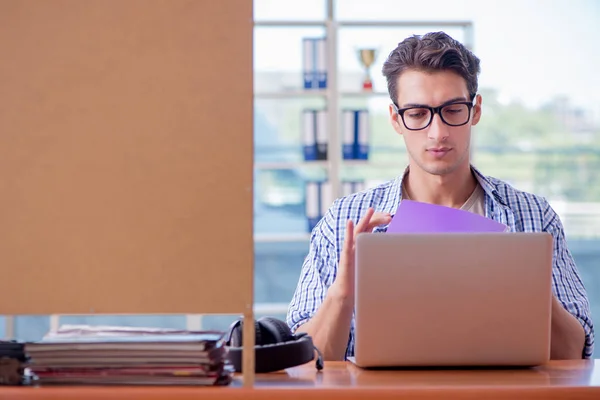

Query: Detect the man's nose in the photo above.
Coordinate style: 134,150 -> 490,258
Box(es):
427,113 -> 449,141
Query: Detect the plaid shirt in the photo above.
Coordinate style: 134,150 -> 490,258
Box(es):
286,165 -> 595,359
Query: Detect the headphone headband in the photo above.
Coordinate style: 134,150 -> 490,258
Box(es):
225,317 -> 323,373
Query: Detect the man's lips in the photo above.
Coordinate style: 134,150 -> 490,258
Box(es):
427,147 -> 452,158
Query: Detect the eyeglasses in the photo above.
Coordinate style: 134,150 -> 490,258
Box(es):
392,99 -> 475,131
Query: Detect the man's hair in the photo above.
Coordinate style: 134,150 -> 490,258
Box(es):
382,31 -> 481,105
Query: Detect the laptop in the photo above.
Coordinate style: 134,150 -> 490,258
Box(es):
348,232 -> 553,368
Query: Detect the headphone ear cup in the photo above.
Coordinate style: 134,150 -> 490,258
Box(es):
226,318 -> 262,347
257,316 -> 294,344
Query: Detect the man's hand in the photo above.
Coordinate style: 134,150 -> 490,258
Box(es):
330,207 -> 392,300
295,207 -> 391,361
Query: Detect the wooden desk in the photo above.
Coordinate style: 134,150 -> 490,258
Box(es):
2,360 -> 599,399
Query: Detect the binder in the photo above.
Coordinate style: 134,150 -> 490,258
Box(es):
315,109 -> 328,160
342,109 -> 355,160
302,37 -> 327,90
305,181 -> 320,232
341,109 -> 370,160
356,109 -> 370,160
319,181 -> 333,222
302,109 -> 317,161
302,38 -> 314,89
315,37 -> 327,89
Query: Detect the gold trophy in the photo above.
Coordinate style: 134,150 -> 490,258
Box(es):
357,48 -> 377,91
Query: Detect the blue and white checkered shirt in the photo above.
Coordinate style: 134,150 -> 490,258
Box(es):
286,165 -> 595,359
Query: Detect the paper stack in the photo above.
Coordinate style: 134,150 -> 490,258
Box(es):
24,325 -> 233,386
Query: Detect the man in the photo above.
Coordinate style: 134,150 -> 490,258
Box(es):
286,31 -> 594,361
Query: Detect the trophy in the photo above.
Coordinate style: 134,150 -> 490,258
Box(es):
357,48 -> 377,91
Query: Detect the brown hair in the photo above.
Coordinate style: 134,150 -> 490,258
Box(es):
382,31 -> 480,105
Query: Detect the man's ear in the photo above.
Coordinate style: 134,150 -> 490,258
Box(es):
389,104 -> 403,135
471,94 -> 483,126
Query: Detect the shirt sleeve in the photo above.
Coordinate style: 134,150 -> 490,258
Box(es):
544,200 -> 595,358
286,202 -> 340,333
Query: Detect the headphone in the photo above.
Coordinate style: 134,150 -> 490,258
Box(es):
224,316 -> 324,373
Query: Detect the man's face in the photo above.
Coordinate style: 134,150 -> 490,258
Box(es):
389,69 -> 482,176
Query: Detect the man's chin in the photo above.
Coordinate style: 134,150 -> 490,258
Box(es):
421,162 -> 458,176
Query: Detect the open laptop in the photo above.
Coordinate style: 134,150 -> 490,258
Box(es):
347,232 -> 553,368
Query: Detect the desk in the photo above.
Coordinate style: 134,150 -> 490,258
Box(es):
2,360 -> 599,399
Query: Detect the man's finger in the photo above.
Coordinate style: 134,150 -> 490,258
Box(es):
342,219 -> 354,254
366,213 -> 392,231
354,207 -> 375,234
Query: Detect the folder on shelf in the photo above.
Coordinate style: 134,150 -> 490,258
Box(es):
356,109 -> 370,160
342,110 -> 355,160
315,37 -> 327,89
387,200 -> 509,233
319,181 -> 333,221
302,37 -> 327,89
341,109 -> 370,160
305,181 -> 320,232
302,109 -> 317,161
315,109 -> 328,160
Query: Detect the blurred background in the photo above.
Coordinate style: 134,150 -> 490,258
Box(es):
4,0 -> 599,357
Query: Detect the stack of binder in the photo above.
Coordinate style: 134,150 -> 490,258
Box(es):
24,325 -> 233,386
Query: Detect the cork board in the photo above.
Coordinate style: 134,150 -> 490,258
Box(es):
0,0 -> 254,315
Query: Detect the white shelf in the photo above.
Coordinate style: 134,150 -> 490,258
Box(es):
343,160 -> 405,168
254,160 -> 405,170
337,20 -> 473,28
340,91 -> 390,98
254,233 -> 310,243
254,90 -> 388,99
254,90 -> 327,99
254,161 -> 328,170
254,20 -> 326,27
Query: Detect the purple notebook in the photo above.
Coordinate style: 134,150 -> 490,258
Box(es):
386,200 -> 508,233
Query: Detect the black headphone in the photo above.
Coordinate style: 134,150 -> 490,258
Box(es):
224,316 -> 324,373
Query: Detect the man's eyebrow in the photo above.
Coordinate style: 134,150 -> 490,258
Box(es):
401,97 -> 468,108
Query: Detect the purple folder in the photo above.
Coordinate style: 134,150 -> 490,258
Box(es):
386,200 -> 508,233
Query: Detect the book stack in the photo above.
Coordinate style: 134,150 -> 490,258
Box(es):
24,325 -> 233,386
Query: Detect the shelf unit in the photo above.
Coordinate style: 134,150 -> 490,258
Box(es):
253,1 -> 474,242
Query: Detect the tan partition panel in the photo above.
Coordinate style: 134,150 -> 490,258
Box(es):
0,0 -> 254,315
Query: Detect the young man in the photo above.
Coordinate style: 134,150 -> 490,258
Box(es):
286,32 -> 594,361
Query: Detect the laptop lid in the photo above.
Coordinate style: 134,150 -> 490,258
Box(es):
352,232 -> 553,368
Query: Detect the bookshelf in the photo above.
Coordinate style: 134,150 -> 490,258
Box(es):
253,1 -> 474,242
